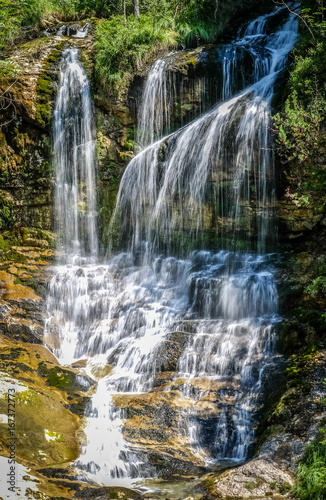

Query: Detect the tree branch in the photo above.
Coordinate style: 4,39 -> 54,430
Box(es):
273,0 -> 316,41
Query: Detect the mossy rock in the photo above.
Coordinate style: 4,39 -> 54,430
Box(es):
37,361 -> 95,394
0,373 -> 80,467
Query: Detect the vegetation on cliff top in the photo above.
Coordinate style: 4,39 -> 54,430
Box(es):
0,0 -> 258,88
93,0 -> 258,92
274,0 -> 326,163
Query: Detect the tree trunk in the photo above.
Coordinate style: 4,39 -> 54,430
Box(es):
123,0 -> 126,21
133,0 -> 140,18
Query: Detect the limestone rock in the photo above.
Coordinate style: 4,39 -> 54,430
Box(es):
210,459 -> 294,498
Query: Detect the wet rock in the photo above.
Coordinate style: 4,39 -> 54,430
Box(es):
75,486 -> 143,500
67,24 -> 80,36
113,391 -> 207,477
255,349 -> 326,481
205,459 -> 294,499
155,331 -> 189,373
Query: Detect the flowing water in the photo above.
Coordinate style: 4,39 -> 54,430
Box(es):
45,3 -> 298,489
111,8 -> 298,257
137,58 -> 172,149
53,48 -> 97,259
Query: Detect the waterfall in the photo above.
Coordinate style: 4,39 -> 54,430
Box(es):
45,3 -> 298,488
137,58 -> 171,149
111,8 -> 298,257
53,49 -> 98,259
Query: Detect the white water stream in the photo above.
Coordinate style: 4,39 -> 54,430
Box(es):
137,57 -> 172,149
45,4 -> 298,487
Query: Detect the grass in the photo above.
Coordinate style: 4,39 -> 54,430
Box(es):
95,14 -> 178,93
293,431 -> 326,499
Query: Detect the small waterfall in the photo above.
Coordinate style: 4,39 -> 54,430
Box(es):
137,58 -> 171,149
46,3 -> 299,488
53,49 -> 97,259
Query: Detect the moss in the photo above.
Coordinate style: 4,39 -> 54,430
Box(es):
203,475 -> 217,494
35,75 -> 55,127
37,362 -> 72,389
108,493 -> 119,499
0,234 -> 9,251
279,482 -> 292,494
36,76 -> 52,95
187,57 -> 197,66
0,192 -> 13,230
244,478 -> 265,491
35,103 -> 52,127
286,347 -> 317,390
16,389 -> 41,406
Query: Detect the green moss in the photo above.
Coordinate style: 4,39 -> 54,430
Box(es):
244,478 -> 264,491
0,234 -> 9,251
279,482 -> 292,494
36,76 -> 52,94
108,493 -> 119,499
37,362 -> 72,389
16,390 -> 41,407
0,192 -> 13,230
35,103 -> 52,127
187,57 -> 197,66
286,347 -> 317,387
35,75 -> 55,127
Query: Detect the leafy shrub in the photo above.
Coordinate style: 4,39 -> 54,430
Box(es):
0,59 -> 21,77
273,5 -> 326,163
274,90 -> 324,162
20,0 -> 78,25
305,276 -> 326,297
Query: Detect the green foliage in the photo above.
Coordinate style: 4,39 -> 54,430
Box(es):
0,59 -> 20,77
0,0 -> 79,49
0,0 -> 21,50
273,4 -> 326,163
20,0 -> 57,25
293,429 -> 326,499
0,192 -> 13,230
305,276 -> 326,297
180,20 -> 216,47
274,90 -> 324,162
19,0 -> 79,25
95,14 -> 178,91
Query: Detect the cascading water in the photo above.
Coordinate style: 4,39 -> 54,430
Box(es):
46,48 -> 140,483
111,7 -> 298,256
45,3 -> 298,489
53,48 -> 97,259
175,251 -> 279,463
137,58 -> 171,149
